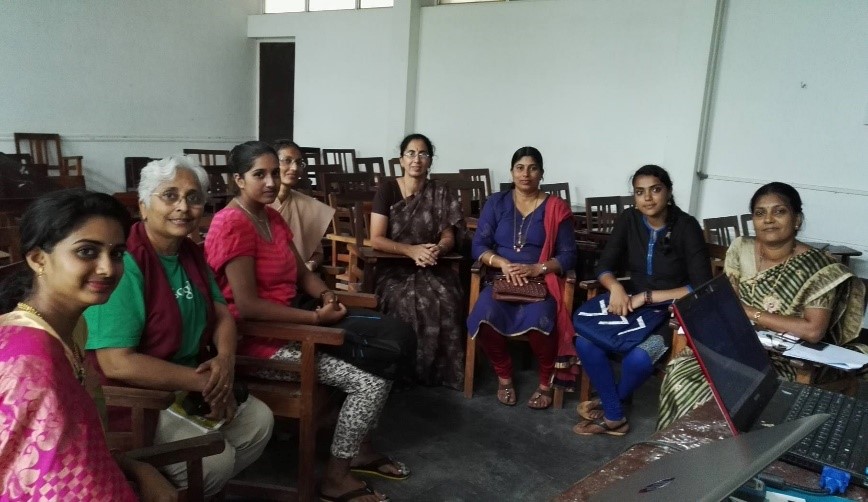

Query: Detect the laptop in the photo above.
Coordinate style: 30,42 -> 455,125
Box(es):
673,274 -> 868,488
589,414 -> 828,502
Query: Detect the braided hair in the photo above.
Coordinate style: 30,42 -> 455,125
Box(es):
631,164 -> 677,255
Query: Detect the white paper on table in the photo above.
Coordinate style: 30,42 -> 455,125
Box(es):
755,330 -> 797,351
783,342 -> 868,371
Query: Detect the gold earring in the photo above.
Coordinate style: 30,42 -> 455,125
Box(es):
37,267 -> 44,277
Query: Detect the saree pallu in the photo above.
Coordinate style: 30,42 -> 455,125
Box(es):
0,312 -> 135,501
657,239 -> 865,430
374,179 -> 466,389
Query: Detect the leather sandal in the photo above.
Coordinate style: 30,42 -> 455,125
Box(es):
572,417 -> 630,436
497,381 -> 516,406
526,387 -> 553,410
577,399 -> 604,421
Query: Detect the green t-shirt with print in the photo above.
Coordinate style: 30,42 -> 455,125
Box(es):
84,252 -> 225,368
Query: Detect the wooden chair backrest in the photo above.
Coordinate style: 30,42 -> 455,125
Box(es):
352,156 -> 385,177
5,153 -> 33,165
14,133 -> 62,168
299,146 -> 321,166
387,157 -> 400,177
620,195 -> 635,210
459,168 -> 493,197
440,179 -> 486,218
182,149 -> 229,167
429,173 -> 466,184
112,191 -> 141,218
540,182 -> 571,206
740,213 -> 753,237
707,242 -> 728,276
322,149 -> 356,172
703,215 -> 741,246
50,175 -> 86,190
321,172 -> 376,201
585,195 -> 624,233
124,157 -> 157,192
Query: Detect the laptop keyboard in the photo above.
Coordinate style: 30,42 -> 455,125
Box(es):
784,384 -> 866,471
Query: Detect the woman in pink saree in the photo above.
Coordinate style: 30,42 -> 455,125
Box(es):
0,189 -> 174,501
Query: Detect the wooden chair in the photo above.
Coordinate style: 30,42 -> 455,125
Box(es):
740,213 -> 753,237
387,157 -> 401,177
112,192 -> 141,218
125,157 -> 158,192
299,146 -> 321,166
182,149 -> 230,168
14,133 -> 83,176
322,149 -> 356,172
463,260 -> 576,409
4,153 -> 33,165
620,195 -> 635,210
233,293 -> 374,501
352,156 -> 385,177
320,172 -> 376,204
306,164 -> 343,202
584,196 -> 624,234
325,192 -> 374,291
540,182 -> 571,207
703,215 -> 741,246
441,179 -> 486,219
429,173 -> 466,184
50,175 -> 86,190
459,169 -> 493,197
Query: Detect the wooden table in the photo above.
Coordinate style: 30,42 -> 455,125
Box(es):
556,400 -> 868,501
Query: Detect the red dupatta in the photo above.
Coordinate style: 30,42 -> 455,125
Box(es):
539,196 -> 578,388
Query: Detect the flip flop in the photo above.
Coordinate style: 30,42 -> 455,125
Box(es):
319,481 -> 389,502
350,456 -> 410,480
577,399 -> 604,421
497,381 -> 516,406
572,417 -> 630,436
527,387 -> 553,410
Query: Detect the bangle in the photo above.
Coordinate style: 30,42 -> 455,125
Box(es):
540,263 -> 548,275
319,290 -> 336,305
645,290 -> 652,304
753,310 -> 763,323
487,252 -> 496,267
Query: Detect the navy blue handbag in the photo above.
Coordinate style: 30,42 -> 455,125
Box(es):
573,292 -> 670,353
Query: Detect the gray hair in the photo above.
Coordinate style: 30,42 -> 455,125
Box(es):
137,155 -> 210,208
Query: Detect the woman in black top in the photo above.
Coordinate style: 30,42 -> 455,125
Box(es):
572,165 -> 711,435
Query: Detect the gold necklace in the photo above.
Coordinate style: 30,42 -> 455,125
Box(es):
236,199 -> 273,241
513,192 -> 542,252
16,302 -> 86,385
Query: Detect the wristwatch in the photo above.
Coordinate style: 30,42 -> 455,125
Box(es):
540,263 -> 548,275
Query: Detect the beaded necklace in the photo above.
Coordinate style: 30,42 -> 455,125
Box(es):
236,198 -> 273,241
513,191 -> 542,252
16,302 -> 85,385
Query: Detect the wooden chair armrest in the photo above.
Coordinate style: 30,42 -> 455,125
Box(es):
325,233 -> 372,246
235,355 -> 300,373
102,386 -> 175,410
126,431 -> 225,467
470,259 -> 485,275
236,320 -> 345,346
565,269 -> 576,284
321,265 -> 345,276
335,291 -> 378,309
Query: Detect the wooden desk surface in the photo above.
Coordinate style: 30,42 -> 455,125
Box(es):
556,400 -> 868,501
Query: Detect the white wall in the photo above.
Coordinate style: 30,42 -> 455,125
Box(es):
415,0 -> 716,206
697,0 -> 868,276
248,7 -> 402,158
0,0 -> 260,193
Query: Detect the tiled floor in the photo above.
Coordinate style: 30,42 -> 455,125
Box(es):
236,361 -> 664,501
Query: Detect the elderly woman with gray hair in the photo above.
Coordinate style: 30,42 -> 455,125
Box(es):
84,155 -> 274,496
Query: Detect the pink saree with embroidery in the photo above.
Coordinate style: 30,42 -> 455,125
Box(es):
0,312 -> 135,501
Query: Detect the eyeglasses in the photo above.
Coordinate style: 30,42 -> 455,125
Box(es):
152,190 -> 206,207
402,152 -> 431,160
279,158 -> 307,168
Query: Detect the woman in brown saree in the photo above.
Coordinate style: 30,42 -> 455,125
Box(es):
370,133 -> 466,390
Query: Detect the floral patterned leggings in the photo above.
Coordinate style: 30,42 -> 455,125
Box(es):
252,342 -> 392,458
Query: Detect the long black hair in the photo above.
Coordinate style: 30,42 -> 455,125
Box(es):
0,189 -> 131,313
631,164 -> 677,254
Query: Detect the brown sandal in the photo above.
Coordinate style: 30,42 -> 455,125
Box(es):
572,417 -> 629,436
526,387 -> 553,410
497,382 -> 516,406
577,399 -> 604,421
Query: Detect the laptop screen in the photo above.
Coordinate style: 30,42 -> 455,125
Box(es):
673,275 -> 779,432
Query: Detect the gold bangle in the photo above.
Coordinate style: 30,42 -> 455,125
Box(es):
487,253 -> 496,267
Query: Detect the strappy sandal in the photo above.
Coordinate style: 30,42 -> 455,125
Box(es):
526,387 -> 553,410
350,456 -> 410,480
497,381 -> 516,406
572,417 -> 630,436
577,399 -> 604,421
